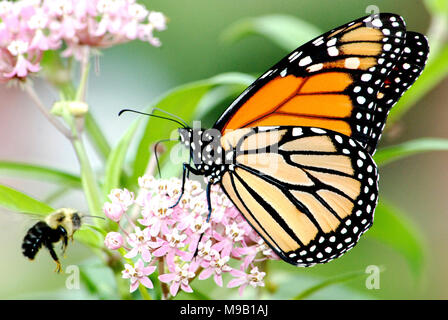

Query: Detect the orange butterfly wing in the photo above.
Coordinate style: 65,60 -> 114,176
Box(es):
214,13 -> 428,154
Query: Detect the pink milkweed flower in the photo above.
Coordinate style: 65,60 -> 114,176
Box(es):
182,214 -> 211,254
227,266 -> 266,296
159,262 -> 199,296
4,40 -> 40,78
138,195 -> 175,237
122,258 -> 156,293
0,0 -> 167,82
199,254 -> 232,287
106,175 -> 272,297
103,201 -> 124,222
104,232 -> 124,250
125,227 -> 154,262
152,228 -> 189,265
213,221 -> 246,257
108,188 -> 135,210
138,174 -> 157,190
0,48 -> 16,82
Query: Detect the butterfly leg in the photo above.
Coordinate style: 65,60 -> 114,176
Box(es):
170,162 -> 201,209
193,182 -> 213,260
205,182 -> 212,222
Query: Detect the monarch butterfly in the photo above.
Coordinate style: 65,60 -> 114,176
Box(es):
135,13 -> 429,267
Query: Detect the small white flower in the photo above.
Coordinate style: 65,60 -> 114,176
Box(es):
166,229 -> 187,248
7,40 -> 28,56
138,174 -> 156,190
108,188 -> 134,209
248,267 -> 266,288
148,11 -> 167,31
226,222 -> 245,242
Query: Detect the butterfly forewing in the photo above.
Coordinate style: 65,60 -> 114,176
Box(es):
220,126 -> 378,266
213,13 -> 424,155
367,31 -> 429,153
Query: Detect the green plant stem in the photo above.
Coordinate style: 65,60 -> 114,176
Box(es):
24,83 -> 72,138
158,258 -> 169,300
59,53 -> 104,225
76,47 -> 90,102
70,135 -> 104,222
139,284 -> 152,300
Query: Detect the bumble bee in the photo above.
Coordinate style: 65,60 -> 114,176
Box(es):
22,208 -> 83,273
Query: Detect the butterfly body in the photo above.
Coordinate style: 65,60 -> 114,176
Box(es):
173,13 -> 429,267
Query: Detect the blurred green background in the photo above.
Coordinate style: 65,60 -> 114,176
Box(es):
1,0 -> 447,299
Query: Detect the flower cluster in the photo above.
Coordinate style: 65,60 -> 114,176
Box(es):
103,175 -> 277,297
0,0 -> 166,81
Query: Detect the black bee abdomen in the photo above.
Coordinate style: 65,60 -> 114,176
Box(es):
22,222 -> 62,260
22,222 -> 47,260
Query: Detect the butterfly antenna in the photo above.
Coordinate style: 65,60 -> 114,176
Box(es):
153,138 -> 176,179
151,107 -> 189,128
118,108 -> 187,128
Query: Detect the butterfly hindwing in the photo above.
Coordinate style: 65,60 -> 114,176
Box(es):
219,126 -> 378,266
214,13 -> 428,155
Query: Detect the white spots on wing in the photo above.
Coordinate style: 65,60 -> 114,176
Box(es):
310,128 -> 326,134
288,51 -> 302,62
307,63 -> 323,72
357,96 -> 366,105
299,55 -> 313,67
280,68 -> 287,77
313,36 -> 324,46
371,19 -> 383,28
345,57 -> 360,69
327,46 -> 339,56
260,69 -> 273,79
327,38 -> 337,47
361,73 -> 372,82
334,135 -> 343,144
292,127 -> 303,136
357,159 -> 363,167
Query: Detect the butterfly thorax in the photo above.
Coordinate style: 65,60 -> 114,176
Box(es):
178,128 -> 231,184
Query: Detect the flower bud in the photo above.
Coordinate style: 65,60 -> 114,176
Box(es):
51,101 -> 88,117
104,232 -> 123,250
103,202 -> 124,222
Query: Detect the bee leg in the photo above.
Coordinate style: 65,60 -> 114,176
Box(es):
45,242 -> 62,273
59,226 -> 68,256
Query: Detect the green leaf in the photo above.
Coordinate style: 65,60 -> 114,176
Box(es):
294,270 -> 366,300
374,138 -> 448,167
74,227 -> 103,248
103,118 -> 141,195
221,14 -> 323,51
130,72 -> 254,183
366,201 -> 425,277
0,184 -> 54,216
78,258 -> 119,299
0,161 -> 82,188
388,44 -> 448,124
424,0 -> 448,15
